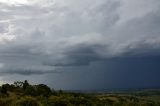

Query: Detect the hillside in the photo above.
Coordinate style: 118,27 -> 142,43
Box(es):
0,80 -> 160,106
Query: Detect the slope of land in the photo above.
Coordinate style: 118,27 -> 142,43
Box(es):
0,81 -> 160,106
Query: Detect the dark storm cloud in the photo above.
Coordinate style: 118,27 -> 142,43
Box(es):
0,0 -> 160,78
0,62 -> 61,75
45,10 -> 160,66
44,43 -> 105,66
0,69 -> 54,75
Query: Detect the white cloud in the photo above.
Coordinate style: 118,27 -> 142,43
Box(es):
0,0 -> 29,5
0,35 -> 15,44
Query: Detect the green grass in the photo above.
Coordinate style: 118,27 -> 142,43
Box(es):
0,91 -> 160,106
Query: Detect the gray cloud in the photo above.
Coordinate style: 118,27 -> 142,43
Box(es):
0,0 -> 160,76
0,69 -> 57,76
0,62 -> 61,75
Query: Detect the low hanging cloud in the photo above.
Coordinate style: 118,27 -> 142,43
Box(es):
0,0 -> 160,75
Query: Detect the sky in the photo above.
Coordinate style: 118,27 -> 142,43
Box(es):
0,0 -> 160,90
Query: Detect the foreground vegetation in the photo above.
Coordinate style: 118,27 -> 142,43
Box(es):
0,81 -> 160,106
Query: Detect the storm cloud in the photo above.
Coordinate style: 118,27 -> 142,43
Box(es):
0,0 -> 160,89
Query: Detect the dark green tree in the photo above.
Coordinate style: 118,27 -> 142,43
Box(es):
24,85 -> 37,96
23,80 -> 29,90
1,85 -> 7,94
36,84 -> 51,97
1,84 -> 9,96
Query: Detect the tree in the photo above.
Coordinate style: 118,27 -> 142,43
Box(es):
1,84 -> 9,96
1,85 -> 7,94
59,89 -> 63,94
36,84 -> 51,97
14,81 -> 23,88
23,80 -> 29,90
24,85 -> 37,96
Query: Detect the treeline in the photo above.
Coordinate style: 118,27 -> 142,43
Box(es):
0,80 -> 53,97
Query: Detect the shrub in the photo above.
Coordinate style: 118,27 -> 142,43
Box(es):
35,84 -> 51,97
24,85 -> 37,96
0,97 -> 15,106
15,96 -> 41,106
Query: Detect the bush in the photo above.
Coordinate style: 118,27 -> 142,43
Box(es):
15,96 -> 41,106
0,97 -> 15,106
24,85 -> 37,96
35,84 -> 51,97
